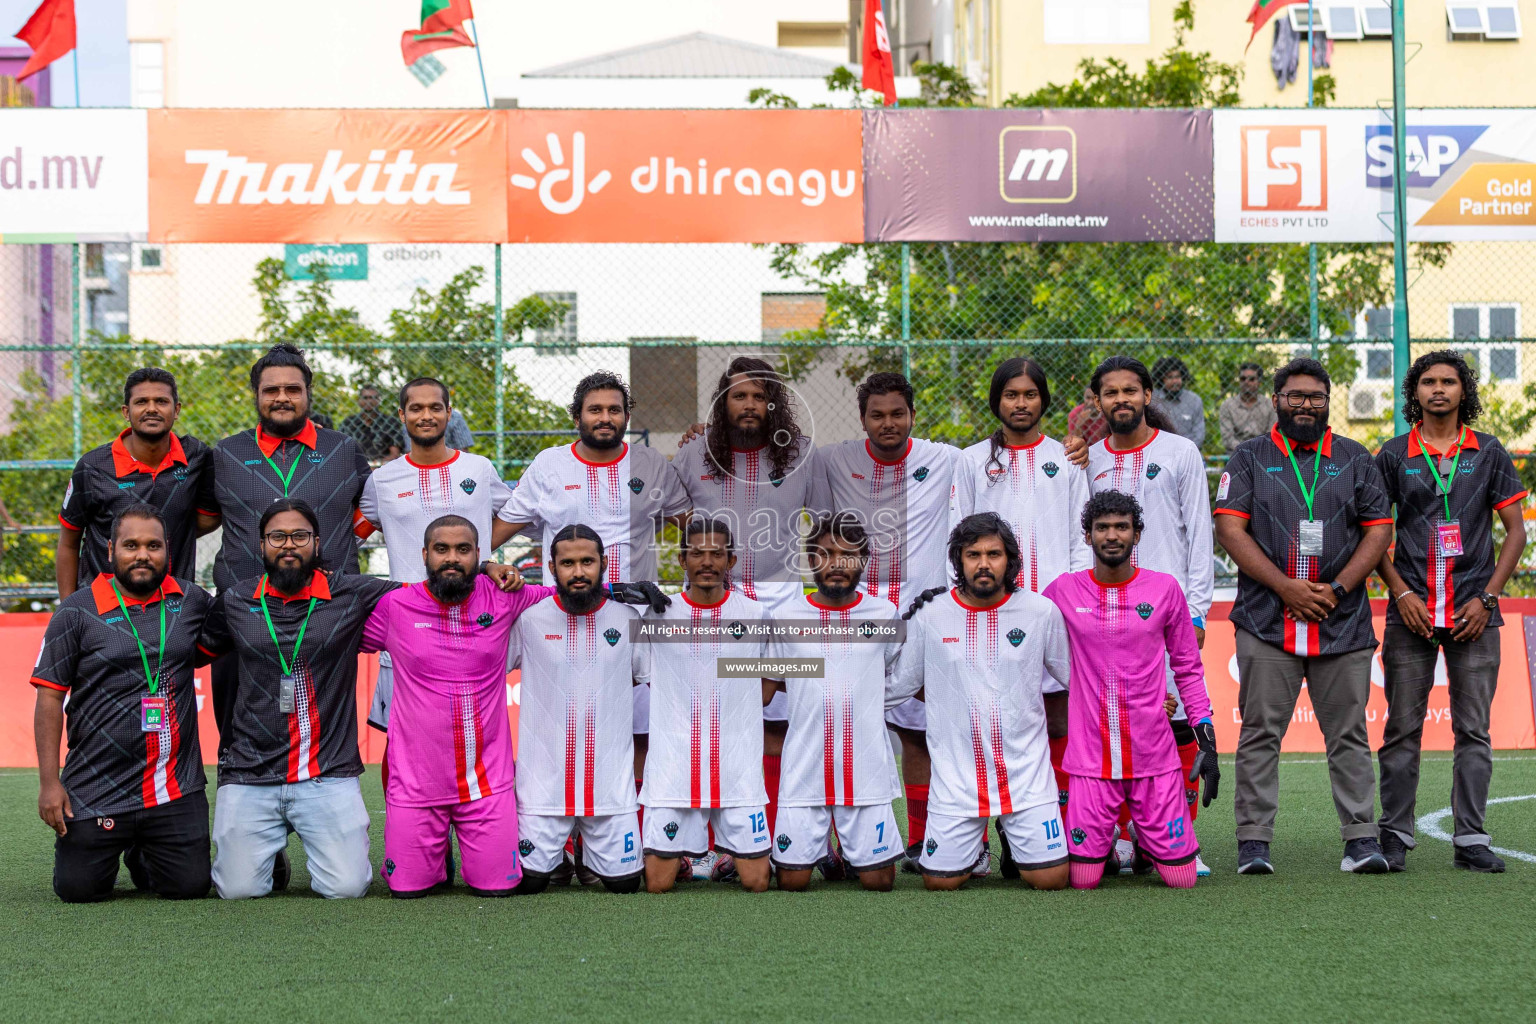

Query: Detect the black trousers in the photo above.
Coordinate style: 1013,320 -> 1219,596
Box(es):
54,789 -> 212,903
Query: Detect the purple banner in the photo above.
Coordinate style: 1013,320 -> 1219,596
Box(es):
863,109 -> 1213,242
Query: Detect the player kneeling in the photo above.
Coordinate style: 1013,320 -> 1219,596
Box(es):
769,514 -> 905,892
890,514 -> 1072,891
1043,492 -> 1219,890
641,519 -> 775,893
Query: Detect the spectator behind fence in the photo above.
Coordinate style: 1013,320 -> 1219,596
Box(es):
1218,363 -> 1277,453
1151,357 -> 1206,448
340,385 -> 403,461
1066,387 -> 1109,446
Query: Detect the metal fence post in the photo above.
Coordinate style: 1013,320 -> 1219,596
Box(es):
493,242 -> 506,477
1307,0 -> 1319,357
900,242 -> 912,379
71,243 -> 82,460
1390,0 -> 1411,435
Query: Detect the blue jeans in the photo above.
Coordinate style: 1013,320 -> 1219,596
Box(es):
211,776 -> 372,899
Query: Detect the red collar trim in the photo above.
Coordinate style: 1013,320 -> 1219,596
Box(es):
256,420 -> 318,457
950,587 -> 1008,612
682,590 -> 729,610
1105,429 -> 1160,455
569,441 -> 627,468
553,593 -> 608,616
1090,567 -> 1140,589
1002,434 -> 1045,450
1269,424 -> 1333,459
1407,424 -> 1478,459
254,569 -> 332,604
806,591 -> 863,611
405,450 -> 461,470
91,573 -> 183,615
110,430 -> 188,479
729,444 -> 767,454
865,438 -> 912,466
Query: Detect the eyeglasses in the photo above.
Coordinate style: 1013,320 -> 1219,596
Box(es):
264,530 -> 314,547
1278,391 -> 1330,409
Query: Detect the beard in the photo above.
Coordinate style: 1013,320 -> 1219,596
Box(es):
557,577 -> 604,614
1108,404 -> 1145,435
577,421 -> 625,451
408,426 -> 447,450
961,571 -> 1005,600
258,411 -> 307,439
1094,544 -> 1133,569
425,561 -> 478,603
264,552 -> 317,593
114,560 -> 168,598
1277,405 -> 1328,445
814,575 -> 859,601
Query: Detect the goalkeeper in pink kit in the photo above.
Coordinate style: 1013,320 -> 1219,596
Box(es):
1043,491 -> 1220,889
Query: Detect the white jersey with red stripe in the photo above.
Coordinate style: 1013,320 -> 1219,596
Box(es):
510,594 -> 646,817
953,434 -> 1091,594
1085,429 -> 1214,621
360,450 -> 513,583
888,588 -> 1071,818
808,438 -> 956,612
497,442 -> 690,585
639,590 -> 770,809
674,432 -> 813,617
768,591 -> 903,808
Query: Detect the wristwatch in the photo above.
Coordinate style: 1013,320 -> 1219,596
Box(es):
1479,591 -> 1499,612
1329,581 -> 1348,601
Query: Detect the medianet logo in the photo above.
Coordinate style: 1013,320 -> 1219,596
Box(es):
184,148 -> 471,206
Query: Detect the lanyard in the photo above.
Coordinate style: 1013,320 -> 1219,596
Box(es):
1279,433 -> 1323,520
111,580 -> 167,695
1417,425 -> 1467,524
261,436 -> 303,496
257,575 -> 318,677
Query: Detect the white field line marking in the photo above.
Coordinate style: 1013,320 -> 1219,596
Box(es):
1281,756 -> 1536,765
1416,793 -> 1536,864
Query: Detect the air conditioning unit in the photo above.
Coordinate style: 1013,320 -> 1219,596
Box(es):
1348,385 -> 1392,420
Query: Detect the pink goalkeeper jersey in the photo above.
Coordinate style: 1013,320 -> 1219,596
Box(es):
361,575 -> 553,807
1042,568 -> 1212,781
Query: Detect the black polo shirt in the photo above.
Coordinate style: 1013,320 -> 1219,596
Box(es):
339,410 -> 403,461
59,431 -> 215,588
207,420 -> 371,592
30,574 -> 213,816
200,569 -> 398,786
1377,425 -> 1526,630
1215,425 -> 1393,656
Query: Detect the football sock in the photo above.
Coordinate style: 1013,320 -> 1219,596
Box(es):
1117,802 -> 1132,842
1049,736 -> 1070,808
763,754 -> 781,836
905,783 -> 929,847
1156,859 -> 1198,889
1069,860 -> 1106,890
1177,739 -> 1201,822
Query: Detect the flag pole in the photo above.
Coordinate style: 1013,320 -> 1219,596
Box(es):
469,19 -> 490,109
72,48 -> 79,106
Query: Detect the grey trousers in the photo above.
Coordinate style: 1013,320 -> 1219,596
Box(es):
1378,623 -> 1500,848
1234,629 -> 1379,843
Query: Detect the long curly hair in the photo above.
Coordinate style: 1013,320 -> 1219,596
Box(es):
1089,355 -> 1176,433
983,357 -> 1051,482
704,356 -> 803,482
1402,349 -> 1483,426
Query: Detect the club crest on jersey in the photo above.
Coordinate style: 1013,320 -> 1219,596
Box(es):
1058,789 -> 1070,807
477,612 -> 494,628
769,476 -> 784,488
384,858 -> 396,876
727,621 -> 747,639
1145,463 -> 1162,480
913,466 -> 929,482
1186,788 -> 1200,806
1071,827 -> 1086,845
1324,463 -> 1341,477
925,837 -> 938,856
776,833 -> 792,852
1006,627 -> 1025,647
603,627 -> 621,647
1042,462 -> 1060,478
857,621 -> 878,639
519,839 -> 534,857
460,478 -> 477,494
1136,602 -> 1154,620
664,821 -> 680,840
627,477 -> 644,495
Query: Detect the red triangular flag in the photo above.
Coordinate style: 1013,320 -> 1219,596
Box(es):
14,0 -> 76,81
861,0 -> 897,107
1245,0 -> 1305,51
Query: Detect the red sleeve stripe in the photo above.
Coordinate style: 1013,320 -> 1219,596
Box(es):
57,515 -> 81,531
196,643 -> 218,658
195,507 -> 220,517
1359,518 -> 1395,527
30,676 -> 68,692
1213,508 -> 1251,519
1494,491 -> 1529,511
354,520 -> 377,540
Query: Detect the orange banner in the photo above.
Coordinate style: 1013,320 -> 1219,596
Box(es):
146,109 -> 508,243
505,109 -> 863,242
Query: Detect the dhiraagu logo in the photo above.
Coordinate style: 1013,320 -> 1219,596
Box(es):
511,132 -> 612,215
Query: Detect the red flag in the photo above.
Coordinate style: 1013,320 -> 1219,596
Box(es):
14,0 -> 76,81
860,0 -> 896,107
401,0 -> 476,66
1245,0 -> 1306,51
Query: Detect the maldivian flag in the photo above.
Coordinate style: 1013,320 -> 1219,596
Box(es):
401,0 -> 475,66
1245,0 -> 1305,51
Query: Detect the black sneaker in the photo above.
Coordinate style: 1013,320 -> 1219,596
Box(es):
817,849 -> 849,883
901,841 -> 924,875
1341,837 -> 1390,874
1380,831 -> 1408,872
996,819 -> 1020,880
124,846 -> 151,891
1453,844 -> 1507,873
272,848 -> 292,892
1237,840 -> 1274,875
1130,843 -> 1156,876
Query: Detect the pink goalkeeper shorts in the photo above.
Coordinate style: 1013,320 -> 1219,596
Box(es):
1065,770 -> 1197,866
382,788 -> 521,895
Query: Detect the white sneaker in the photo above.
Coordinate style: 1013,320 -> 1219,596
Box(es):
1195,854 -> 1211,877
969,848 -> 992,879
688,850 -> 720,881
1114,838 -> 1136,875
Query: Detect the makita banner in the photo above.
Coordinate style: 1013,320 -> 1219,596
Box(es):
145,109 -> 508,243
862,108 -> 1214,242
1214,108 -> 1536,242
0,109 -> 148,242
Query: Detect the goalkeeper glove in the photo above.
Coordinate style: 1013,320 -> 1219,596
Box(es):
608,581 -> 671,614
1189,718 -> 1220,808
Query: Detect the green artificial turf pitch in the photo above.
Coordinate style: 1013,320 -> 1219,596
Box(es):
2,754 -> 1534,1023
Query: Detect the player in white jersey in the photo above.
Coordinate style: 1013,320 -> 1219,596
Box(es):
640,518 -> 774,892
1066,355 -> 1215,871
768,514 -> 905,892
508,524 -> 648,893
888,513 -> 1071,891
358,378 -> 516,732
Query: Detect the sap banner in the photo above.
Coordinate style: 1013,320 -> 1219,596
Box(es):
1215,108 -> 1536,242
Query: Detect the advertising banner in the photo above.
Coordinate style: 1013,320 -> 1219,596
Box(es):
862,108 -> 1213,242
0,109 -> 148,241
146,109 -> 508,243
504,109 -> 863,242
1215,108 -> 1536,242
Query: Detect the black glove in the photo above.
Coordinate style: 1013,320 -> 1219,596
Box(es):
608,581 -> 671,614
1189,719 -> 1220,808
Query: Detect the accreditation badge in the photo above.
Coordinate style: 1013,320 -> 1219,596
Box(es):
1436,521 -> 1464,557
279,675 -> 297,715
140,696 -> 167,732
1298,519 -> 1324,557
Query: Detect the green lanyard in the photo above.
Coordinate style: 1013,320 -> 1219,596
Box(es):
261,435 -> 303,497
1417,425 -> 1467,524
111,580 -> 167,696
257,575 -> 318,677
1279,433 -> 1323,520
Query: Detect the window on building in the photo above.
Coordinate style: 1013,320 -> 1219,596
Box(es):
1361,1 -> 1395,34
1043,0 -> 1151,44
1445,1 -> 1521,38
1449,303 -> 1521,381
533,292 -> 577,353
130,42 -> 165,108
132,244 -> 164,272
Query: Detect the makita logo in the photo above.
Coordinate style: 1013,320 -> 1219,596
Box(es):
1241,126 -> 1326,211
1364,126 -> 1488,189
999,126 -> 1076,204
184,149 -> 470,206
